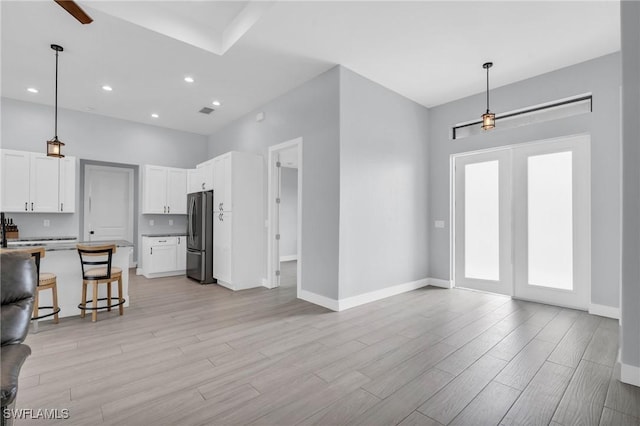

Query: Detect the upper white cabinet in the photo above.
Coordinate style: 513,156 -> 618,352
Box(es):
187,168 -> 202,194
196,159 -> 214,192
142,165 -> 187,214
0,149 -> 76,213
212,151 -> 264,290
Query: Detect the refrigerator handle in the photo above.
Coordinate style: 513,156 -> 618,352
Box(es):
188,197 -> 195,244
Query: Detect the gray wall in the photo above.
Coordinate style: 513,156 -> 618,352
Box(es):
1,97 -> 208,261
428,53 -> 622,309
620,0 -> 640,377
208,67 -> 341,300
280,167 -> 298,259
338,67 -> 430,298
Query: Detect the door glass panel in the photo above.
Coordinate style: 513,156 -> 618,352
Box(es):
527,151 -> 573,289
465,160 -> 500,281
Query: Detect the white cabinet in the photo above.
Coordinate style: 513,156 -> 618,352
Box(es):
213,211 -> 232,284
212,151 -> 264,290
142,165 -> 187,214
141,235 -> 187,278
0,149 -> 75,213
176,235 -> 186,271
187,168 -> 203,194
194,159 -> 214,192
58,157 -> 76,213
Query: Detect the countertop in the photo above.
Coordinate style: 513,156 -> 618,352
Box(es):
4,240 -> 133,251
7,236 -> 78,242
140,233 -> 187,237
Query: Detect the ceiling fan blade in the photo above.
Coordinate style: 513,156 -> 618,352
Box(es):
54,0 -> 93,24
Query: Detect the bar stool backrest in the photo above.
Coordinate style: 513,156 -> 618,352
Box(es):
77,244 -> 117,280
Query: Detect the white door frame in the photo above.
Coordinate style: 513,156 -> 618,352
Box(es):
451,133 -> 591,310
267,137 -> 303,296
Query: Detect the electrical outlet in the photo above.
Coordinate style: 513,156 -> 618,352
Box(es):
43,219 -> 50,227
149,219 -> 154,226
169,219 -> 174,226
435,220 -> 445,229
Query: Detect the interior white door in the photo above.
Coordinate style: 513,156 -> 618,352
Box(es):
454,150 -> 513,295
84,165 -> 134,242
513,135 -> 590,309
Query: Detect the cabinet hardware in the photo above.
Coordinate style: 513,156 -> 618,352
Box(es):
25,202 -> 27,211
159,240 -> 167,242
202,182 -> 205,189
151,247 -> 153,255
60,203 -> 63,212
178,237 -> 180,244
168,206 -> 170,213
164,206 -> 166,214
219,203 -> 222,210
31,202 -> 34,211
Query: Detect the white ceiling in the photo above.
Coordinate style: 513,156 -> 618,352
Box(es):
1,1 -> 620,136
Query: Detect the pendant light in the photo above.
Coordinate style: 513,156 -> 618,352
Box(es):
47,44 -> 65,158
481,62 -> 495,131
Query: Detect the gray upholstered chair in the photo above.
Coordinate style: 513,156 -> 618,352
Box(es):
1,252 -> 37,426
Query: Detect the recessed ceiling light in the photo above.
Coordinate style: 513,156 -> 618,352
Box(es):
151,113 -> 159,118
184,76 -> 195,83
27,87 -> 39,93
212,100 -> 221,106
102,85 -> 113,91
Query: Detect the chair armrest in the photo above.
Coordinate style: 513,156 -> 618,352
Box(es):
1,344 -> 31,408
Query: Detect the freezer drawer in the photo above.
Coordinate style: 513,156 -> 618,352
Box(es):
186,249 -> 215,284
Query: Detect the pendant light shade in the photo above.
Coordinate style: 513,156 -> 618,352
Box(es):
481,62 -> 495,131
47,44 -> 65,158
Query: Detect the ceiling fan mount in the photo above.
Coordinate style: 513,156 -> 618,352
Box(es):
54,0 -> 93,25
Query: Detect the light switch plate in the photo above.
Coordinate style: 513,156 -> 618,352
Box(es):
435,220 -> 445,229
43,219 -> 50,227
169,219 -> 174,226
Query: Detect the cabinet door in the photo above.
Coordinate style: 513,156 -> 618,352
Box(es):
58,156 -> 76,212
176,235 -> 187,271
150,244 -> 178,273
187,168 -> 202,194
143,165 -> 167,214
213,154 -> 231,212
166,168 -> 187,214
197,160 -> 214,191
30,153 -> 59,212
213,211 -> 232,283
1,150 -> 30,212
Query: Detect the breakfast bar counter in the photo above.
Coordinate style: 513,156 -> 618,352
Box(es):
4,240 -> 133,320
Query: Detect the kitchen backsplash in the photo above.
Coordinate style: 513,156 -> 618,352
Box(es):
8,213 -> 78,239
9,213 -> 187,240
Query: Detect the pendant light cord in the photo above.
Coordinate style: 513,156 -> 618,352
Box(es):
486,65 -> 490,114
54,48 -> 58,139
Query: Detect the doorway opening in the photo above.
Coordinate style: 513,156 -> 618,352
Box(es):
81,161 -> 136,266
452,134 -> 591,310
267,138 -> 302,295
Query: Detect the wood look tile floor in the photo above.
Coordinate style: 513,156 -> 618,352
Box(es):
15,266 -> 640,426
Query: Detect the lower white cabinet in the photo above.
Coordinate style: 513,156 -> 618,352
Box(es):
141,236 -> 186,278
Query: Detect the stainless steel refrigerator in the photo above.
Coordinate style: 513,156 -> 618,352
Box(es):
186,190 -> 215,283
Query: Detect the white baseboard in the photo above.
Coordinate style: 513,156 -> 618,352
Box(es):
298,289 -> 339,311
427,278 -> 453,289
142,270 -> 186,279
621,362 -> 640,387
136,267 -> 143,276
338,278 -> 430,311
279,255 -> 298,262
299,278 -> 439,312
588,303 -> 620,320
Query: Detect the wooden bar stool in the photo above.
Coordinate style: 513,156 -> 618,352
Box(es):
1,247 -> 60,326
77,244 -> 125,322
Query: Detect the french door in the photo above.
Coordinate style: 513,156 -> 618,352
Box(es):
454,135 -> 591,310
